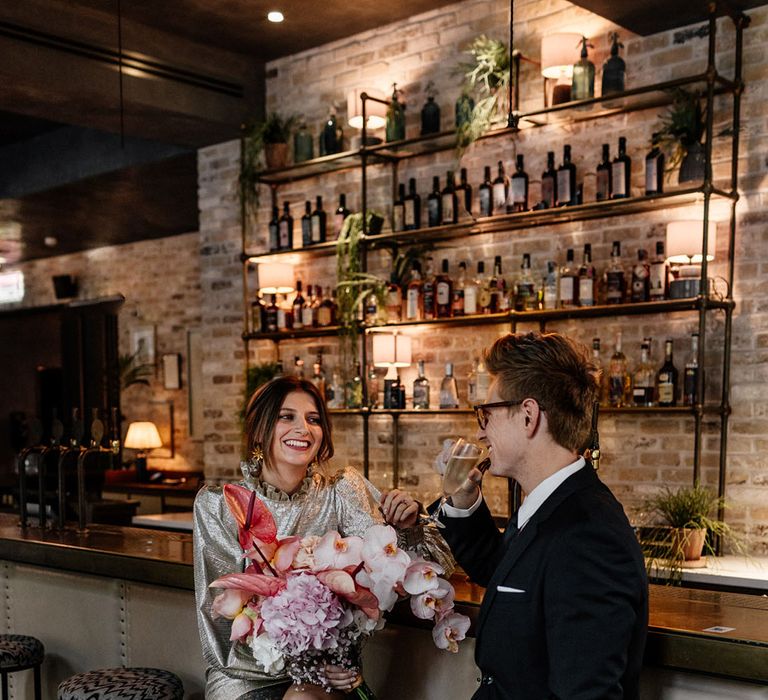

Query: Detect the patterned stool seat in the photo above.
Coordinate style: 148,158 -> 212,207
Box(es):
58,667 -> 184,700
0,635 -> 44,671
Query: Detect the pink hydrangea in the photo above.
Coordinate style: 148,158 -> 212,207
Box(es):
260,573 -> 348,654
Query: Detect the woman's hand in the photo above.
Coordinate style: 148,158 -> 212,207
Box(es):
380,489 -> 420,529
323,664 -> 361,693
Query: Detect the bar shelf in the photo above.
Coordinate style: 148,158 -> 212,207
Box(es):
328,405 -> 725,417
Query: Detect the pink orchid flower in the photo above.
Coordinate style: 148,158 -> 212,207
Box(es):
313,531 -> 364,571
432,612 -> 471,653
355,567 -> 401,613
403,558 -> 444,595
230,611 -> 253,642
410,578 -> 455,620
224,484 -> 278,550
211,588 -> 250,620
361,524 -> 410,579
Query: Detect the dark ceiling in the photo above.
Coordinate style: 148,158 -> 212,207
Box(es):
0,0 -> 763,265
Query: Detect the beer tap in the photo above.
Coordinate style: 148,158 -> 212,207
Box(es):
17,417 -> 44,529
76,409 -> 105,531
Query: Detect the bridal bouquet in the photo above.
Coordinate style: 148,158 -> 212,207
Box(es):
210,484 -> 470,693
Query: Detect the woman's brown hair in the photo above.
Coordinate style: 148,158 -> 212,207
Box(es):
244,376 -> 334,467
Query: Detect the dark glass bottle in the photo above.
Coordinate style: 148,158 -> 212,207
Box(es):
510,155 -> 529,212
268,206 -> 280,251
456,167 -> 472,215
596,144 -> 612,201
645,133 -> 665,195
557,145 -> 576,206
301,201 -> 312,248
656,338 -> 679,407
251,296 -> 265,334
435,258 -> 453,318
265,294 -> 279,332
604,240 -> 626,304
601,32 -> 626,96
611,137 -> 631,199
278,201 -> 293,250
292,280 -> 306,330
630,249 -> 650,302
386,83 -> 406,143
649,241 -> 668,301
421,96 -> 441,135
441,171 -> 458,224
392,183 -> 406,232
479,166 -> 493,217
293,121 -> 314,163
577,243 -> 596,307
541,151 -> 557,209
334,193 -> 350,240
683,333 -> 700,406
322,109 -> 342,155
492,160 -> 508,215
404,177 -> 421,230
560,248 -> 578,308
422,256 -> 437,321
427,175 -> 442,227
311,196 -> 326,244
514,253 -> 536,311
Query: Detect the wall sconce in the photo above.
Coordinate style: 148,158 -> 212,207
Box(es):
347,88 -> 387,147
666,220 -> 717,298
124,421 -> 163,482
541,33 -> 581,106
257,262 -> 295,295
372,332 -> 412,409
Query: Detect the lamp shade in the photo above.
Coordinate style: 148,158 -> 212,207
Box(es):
372,333 -> 412,368
541,33 -> 582,79
666,221 -> 717,263
347,88 -> 387,130
124,421 -> 163,450
258,262 -> 295,294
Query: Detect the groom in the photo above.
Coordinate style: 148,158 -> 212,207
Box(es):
439,332 -> 647,699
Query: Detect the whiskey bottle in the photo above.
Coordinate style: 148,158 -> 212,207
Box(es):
302,285 -> 316,328
300,201 -> 312,248
592,337 -> 606,405
541,151 -> 557,208
452,261 -> 467,317
608,331 -> 630,407
479,165 -> 493,217
427,175 -> 442,227
649,241 -> 668,301
422,256 -> 437,320
265,294 -> 279,332
404,177 -> 421,230
276,296 -> 293,331
435,258 -> 453,318
269,206 -> 280,251
441,171 -> 458,225
560,248 -> 578,308
293,356 -> 305,379
632,340 -> 656,406
412,360 -> 430,409
405,260 -> 424,321
251,297 -> 265,334
464,261 -> 479,315
457,167 -> 473,216
317,286 -> 335,327
683,333 -> 700,406
611,137 -> 631,199
492,160 -> 508,215
510,155 -> 529,212
489,256 -> 505,313
311,352 -> 327,399
630,249 -> 650,302
392,183 -> 406,233
645,133 -> 665,196
311,196 -> 327,244
439,362 -> 460,409
596,144 -> 611,201
385,273 -> 403,323
557,145 -> 577,206
656,338 -> 679,407
515,253 -> 537,311
477,261 -> 492,313
278,201 -> 293,250
292,280 -> 306,330
604,240 -> 626,304
334,193 -> 350,239
578,243 -> 596,307
542,261 -> 559,309
475,359 -> 490,403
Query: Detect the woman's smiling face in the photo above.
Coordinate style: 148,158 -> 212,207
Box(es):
269,390 -> 324,477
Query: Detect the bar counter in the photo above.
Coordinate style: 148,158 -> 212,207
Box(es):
1,515 -> 766,698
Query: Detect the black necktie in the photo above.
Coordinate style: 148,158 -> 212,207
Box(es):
503,510 -> 519,544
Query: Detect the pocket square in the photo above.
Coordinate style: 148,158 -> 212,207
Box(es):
497,585 -> 526,593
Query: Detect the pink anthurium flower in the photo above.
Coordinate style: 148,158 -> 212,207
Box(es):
313,531 -> 364,571
224,484 -> 278,548
272,537 -> 302,572
211,588 -> 250,620
403,558 -> 444,595
230,611 -> 253,642
432,612 -> 471,653
410,579 -> 455,620
210,572 -> 286,597
316,568 -> 380,620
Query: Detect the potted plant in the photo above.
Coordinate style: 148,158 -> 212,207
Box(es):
655,88 -> 706,184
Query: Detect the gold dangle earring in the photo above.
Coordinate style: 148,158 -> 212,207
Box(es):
250,444 -> 264,471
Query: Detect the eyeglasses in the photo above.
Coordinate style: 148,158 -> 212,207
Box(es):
472,400 -> 546,430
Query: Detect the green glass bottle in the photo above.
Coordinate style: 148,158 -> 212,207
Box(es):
386,83 -> 406,143
571,37 -> 595,101
293,121 -> 314,163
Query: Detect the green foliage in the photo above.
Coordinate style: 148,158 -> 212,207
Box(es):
118,352 -> 153,390
239,362 -> 281,424
645,482 -> 721,529
654,89 -> 705,169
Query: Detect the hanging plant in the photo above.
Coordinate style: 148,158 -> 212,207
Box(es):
654,88 -> 706,172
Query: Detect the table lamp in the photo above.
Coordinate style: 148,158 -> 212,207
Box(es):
666,220 -> 717,299
347,88 -> 387,146
372,332 -> 412,409
541,33 -> 582,106
124,421 -> 162,482
257,262 -> 295,295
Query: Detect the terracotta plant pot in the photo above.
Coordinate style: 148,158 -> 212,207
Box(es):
264,142 -> 289,170
670,527 -> 707,563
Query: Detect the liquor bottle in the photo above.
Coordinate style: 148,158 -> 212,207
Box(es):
452,261 -> 467,317
404,178 -> 421,230
311,352 -> 327,399
541,151 -> 557,208
560,248 -> 578,308
251,296 -> 265,334
385,273 -> 403,322
456,167 -> 473,215
422,256 -> 437,320
421,93 -> 441,135
322,108 -> 342,155
656,338 -> 679,407
435,259 -> 453,318
294,120 -> 314,163
489,256 -> 505,313
392,183 -> 405,233
542,261 -> 559,309
363,290 -> 378,326
510,155 -> 529,212
327,371 -> 343,409
278,201 -> 293,250
611,137 -> 631,199
557,145 -> 577,206
265,294 -> 279,332
346,362 -> 363,409
292,280 -> 306,330
334,193 -> 350,239
479,165 -> 493,217
645,133 -> 665,196
608,331 -> 630,407
596,144 -> 612,201
467,359 -> 478,406
492,161 -> 508,215
317,286 -> 335,327
464,261 -> 479,315
477,261 -> 492,313
311,196 -> 327,244
578,243 -> 596,307
630,249 -> 650,302
302,285 -> 316,328
475,359 -> 490,402
268,206 -> 280,251
276,296 -> 293,331
571,36 -> 595,101
592,337 -> 605,405
683,333 -> 700,406
427,175 -> 442,227
405,260 -> 424,321
386,83 -> 406,143
366,364 -> 380,408
300,201 -> 312,248
515,253 -> 537,311
601,32 -> 626,95
293,356 -> 305,378
632,340 -> 656,407
649,241 -> 668,301
604,240 -> 626,304
439,362 -> 460,409
441,171 -> 458,225
413,360 -> 430,409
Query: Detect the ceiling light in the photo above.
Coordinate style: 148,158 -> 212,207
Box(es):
267,10 -> 284,23
45,236 -> 58,247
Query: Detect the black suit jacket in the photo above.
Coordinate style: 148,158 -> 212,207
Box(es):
440,466 -> 648,700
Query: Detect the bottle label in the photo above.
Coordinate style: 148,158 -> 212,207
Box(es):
269,223 -> 279,251
612,162 -> 626,196
393,204 -> 404,232
649,262 -> 667,300
479,188 -> 491,217
479,287 -> 492,312
683,368 -> 698,404
544,286 -> 558,308
441,194 -> 454,223
633,386 -> 654,404
413,384 -> 429,409
516,283 -> 535,309
658,378 -> 674,404
311,215 -> 322,243
279,221 -> 290,248
302,306 -> 314,327
646,158 -> 658,194
292,304 -> 304,329
631,268 -> 650,302
276,308 -> 287,330
579,278 -> 594,305
404,200 -> 415,228
451,288 -> 465,315
386,289 -> 402,321
596,169 -> 610,200
406,288 -> 420,319
422,281 -> 435,318
609,375 -> 625,405
541,176 -> 555,207
301,220 -> 311,247
265,309 -> 278,332
605,272 -> 624,303
428,199 -> 440,226
560,276 -> 575,305
557,170 -> 571,204
439,389 -> 459,409
436,281 -> 450,306
492,183 -> 506,213
317,307 -> 332,327
464,286 -> 478,314
512,178 -> 526,205
251,304 -> 263,333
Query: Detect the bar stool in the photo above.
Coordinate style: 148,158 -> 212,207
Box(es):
58,667 -> 183,699
0,634 -> 44,700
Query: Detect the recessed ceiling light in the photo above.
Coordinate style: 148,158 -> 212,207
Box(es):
267,10 -> 284,22
44,236 -> 58,247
